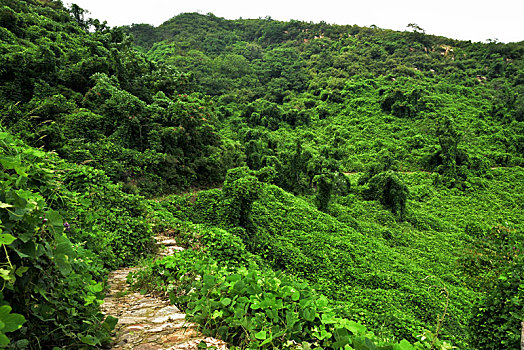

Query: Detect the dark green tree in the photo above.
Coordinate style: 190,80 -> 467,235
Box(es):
220,167 -> 261,229
313,174 -> 333,212
364,171 -> 409,220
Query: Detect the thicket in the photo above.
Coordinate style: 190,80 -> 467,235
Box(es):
0,128 -> 156,347
0,0 -> 238,196
156,172 -> 468,344
135,166 -> 523,348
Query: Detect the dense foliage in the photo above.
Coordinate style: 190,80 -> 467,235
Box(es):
0,0 -> 238,196
0,128 -> 155,347
137,167 -> 524,347
0,1 -> 522,349
132,249 -> 452,350
127,12 -> 524,175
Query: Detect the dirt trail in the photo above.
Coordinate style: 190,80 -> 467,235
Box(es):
101,236 -> 228,350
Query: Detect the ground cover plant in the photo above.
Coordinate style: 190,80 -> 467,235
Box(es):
0,1 -> 522,348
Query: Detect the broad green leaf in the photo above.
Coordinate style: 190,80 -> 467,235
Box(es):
301,342 -> 312,350
54,235 -> 74,276
212,309 -> 223,319
14,167 -> 27,177
221,297 -> 232,306
398,339 -> 414,350
303,307 -> 315,322
54,254 -> 72,276
15,266 -> 28,277
15,175 -> 27,187
0,234 -> 15,245
55,236 -> 74,256
0,305 -> 26,333
17,231 -> 32,244
0,333 -> 9,346
286,310 -> 298,328
346,321 -> 367,335
317,295 -> 329,308
321,329 -> 332,340
321,312 -> 338,324
255,330 -> 267,340
87,282 -> 103,293
0,269 -> 13,282
80,335 -> 99,346
102,316 -> 118,331
265,308 -> 278,322
261,336 -> 273,346
332,336 -> 351,349
46,210 -> 63,232
291,290 -> 300,301
0,157 -> 21,170
84,295 -> 96,306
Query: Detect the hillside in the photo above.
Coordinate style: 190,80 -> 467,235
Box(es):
0,2 -> 522,349
125,13 -> 524,176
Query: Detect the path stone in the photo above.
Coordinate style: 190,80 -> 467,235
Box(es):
155,236 -> 185,257
102,237 -> 228,349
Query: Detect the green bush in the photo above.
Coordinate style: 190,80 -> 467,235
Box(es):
132,249 -> 454,350
192,188 -> 222,225
220,167 -> 261,228
469,267 -> 523,349
0,130 -> 118,347
195,225 -> 252,266
364,171 -> 409,219
61,163 -> 155,268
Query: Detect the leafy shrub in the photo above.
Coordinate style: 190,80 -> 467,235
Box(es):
132,249 -> 455,350
469,267 -> 523,349
313,174 -> 333,212
219,167 -> 261,228
0,130 -> 118,347
61,163 -> 155,268
191,188 -> 222,225
364,171 -> 409,219
194,225 -> 253,266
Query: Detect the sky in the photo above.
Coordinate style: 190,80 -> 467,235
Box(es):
68,0 -> 524,43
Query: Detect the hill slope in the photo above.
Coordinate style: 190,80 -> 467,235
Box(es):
0,3 -> 522,348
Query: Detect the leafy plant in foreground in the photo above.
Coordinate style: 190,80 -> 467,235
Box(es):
132,248 -> 455,350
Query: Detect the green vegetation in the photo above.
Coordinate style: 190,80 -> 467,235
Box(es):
0,129 -> 148,346
0,1 -> 522,348
134,167 -> 522,349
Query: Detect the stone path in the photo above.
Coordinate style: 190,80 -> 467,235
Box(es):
101,236 -> 228,350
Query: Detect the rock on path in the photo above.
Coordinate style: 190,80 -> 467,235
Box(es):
101,236 -> 228,350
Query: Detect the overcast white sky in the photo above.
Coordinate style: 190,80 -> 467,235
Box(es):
68,0 -> 523,43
